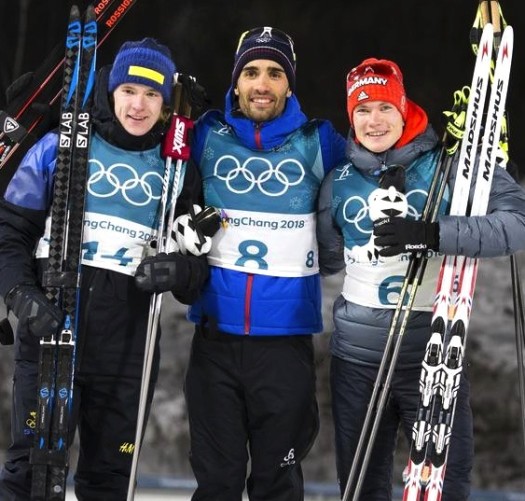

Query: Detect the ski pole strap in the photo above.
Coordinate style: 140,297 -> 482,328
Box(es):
442,87 -> 469,155
161,112 -> 193,160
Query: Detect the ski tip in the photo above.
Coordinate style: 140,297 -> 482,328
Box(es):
480,22 -> 494,41
84,3 -> 96,22
70,4 -> 81,18
477,23 -> 494,61
502,24 -> 514,43
495,24 -> 513,65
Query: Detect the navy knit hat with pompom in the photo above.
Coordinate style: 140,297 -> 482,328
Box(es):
108,37 -> 176,104
232,27 -> 296,91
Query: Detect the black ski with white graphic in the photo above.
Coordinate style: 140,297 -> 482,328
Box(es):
0,0 -> 139,194
30,5 -> 97,500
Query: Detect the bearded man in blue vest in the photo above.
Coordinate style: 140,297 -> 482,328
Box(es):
183,26 -> 347,501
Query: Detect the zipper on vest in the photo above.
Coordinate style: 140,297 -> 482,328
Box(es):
246,124 -> 260,333
244,273 -> 254,334
255,125 -> 262,149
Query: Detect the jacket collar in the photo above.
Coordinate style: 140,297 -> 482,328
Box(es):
346,121 -> 439,176
224,87 -> 307,150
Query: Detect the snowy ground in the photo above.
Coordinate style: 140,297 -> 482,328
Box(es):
63,482 -> 525,501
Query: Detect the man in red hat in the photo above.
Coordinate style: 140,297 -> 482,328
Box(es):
317,57 -> 525,500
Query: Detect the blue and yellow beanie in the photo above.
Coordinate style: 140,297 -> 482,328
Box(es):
108,38 -> 176,104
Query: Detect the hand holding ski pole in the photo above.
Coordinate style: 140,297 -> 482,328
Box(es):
373,217 -> 440,257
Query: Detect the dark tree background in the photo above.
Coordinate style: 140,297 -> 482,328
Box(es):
0,0 -> 524,172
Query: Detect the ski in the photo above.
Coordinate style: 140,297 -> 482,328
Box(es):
29,5 -> 97,500
402,19 -> 513,501
0,0 -> 139,193
401,23 -> 494,501
422,23 -> 513,501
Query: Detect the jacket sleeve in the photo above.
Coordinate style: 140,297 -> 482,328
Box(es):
173,158 -> 204,217
317,169 -> 345,276
438,164 -> 525,257
0,134 -> 56,298
318,120 -> 347,173
171,254 -> 209,305
0,200 -> 46,298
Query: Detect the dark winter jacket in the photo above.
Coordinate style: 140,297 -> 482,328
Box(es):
317,116 -> 525,367
0,66 -> 207,368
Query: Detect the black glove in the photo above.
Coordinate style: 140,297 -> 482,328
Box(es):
176,73 -> 210,119
0,318 -> 14,345
4,285 -> 64,337
373,217 -> 440,257
135,252 -> 208,296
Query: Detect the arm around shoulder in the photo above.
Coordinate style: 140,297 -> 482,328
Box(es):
317,119 -> 347,172
317,169 -> 345,275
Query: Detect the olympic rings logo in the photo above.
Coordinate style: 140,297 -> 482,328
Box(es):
87,159 -> 164,207
343,195 -> 370,233
343,188 -> 428,233
213,155 -> 305,196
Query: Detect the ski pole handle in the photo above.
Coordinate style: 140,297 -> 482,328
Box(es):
161,75 -> 194,160
161,112 -> 193,160
173,73 -> 193,117
484,1 -> 501,32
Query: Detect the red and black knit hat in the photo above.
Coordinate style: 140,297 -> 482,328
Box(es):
232,27 -> 296,90
346,58 -> 407,125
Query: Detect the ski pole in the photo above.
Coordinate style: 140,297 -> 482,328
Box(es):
511,255 -> 525,453
126,75 -> 193,501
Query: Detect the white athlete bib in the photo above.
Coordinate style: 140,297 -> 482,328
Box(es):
208,208 -> 319,277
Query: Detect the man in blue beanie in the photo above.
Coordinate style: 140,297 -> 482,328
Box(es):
0,38 -> 210,499
184,26 -> 347,500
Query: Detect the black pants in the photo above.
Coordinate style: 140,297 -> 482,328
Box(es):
0,362 -> 156,501
184,328 -> 320,501
0,268 -> 159,501
331,356 -> 473,501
